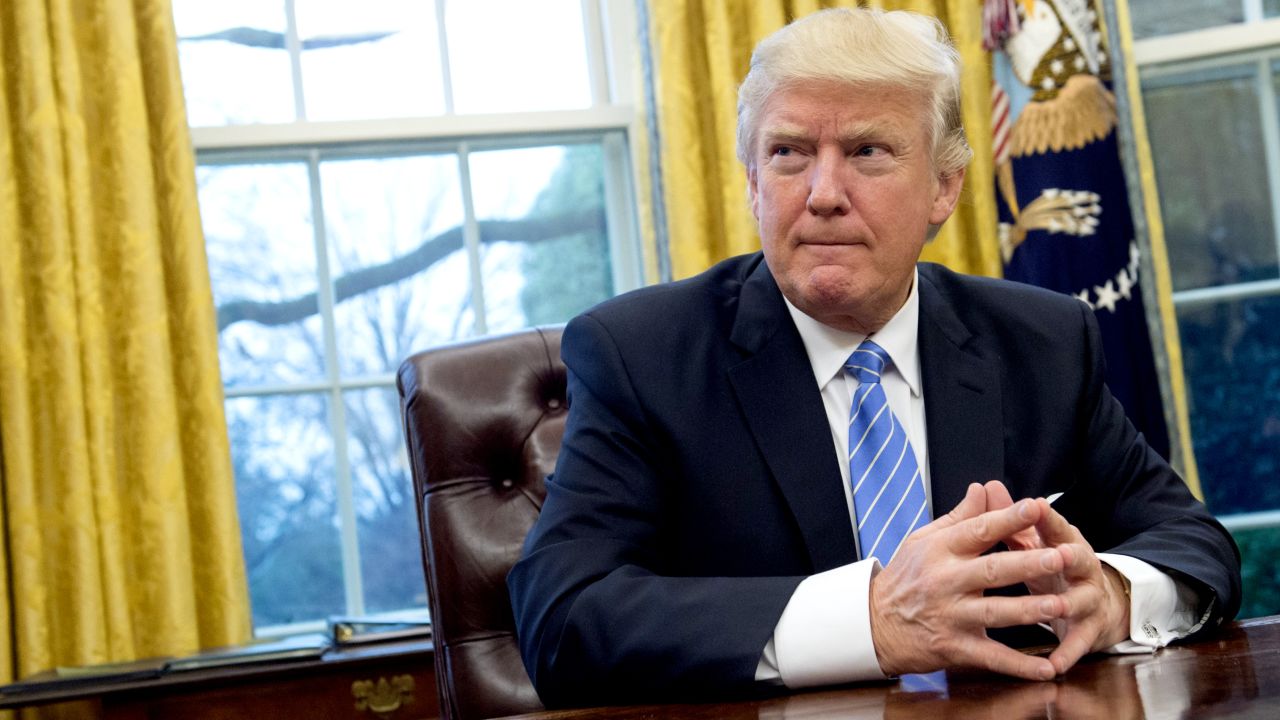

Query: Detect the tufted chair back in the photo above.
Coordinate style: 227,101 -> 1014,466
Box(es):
397,327 -> 565,720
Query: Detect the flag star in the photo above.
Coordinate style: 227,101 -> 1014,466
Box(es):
1051,59 -> 1065,75
1074,56 -> 1086,71
1129,242 -> 1142,274
1063,37 -> 1077,52
1094,280 -> 1121,312
1041,76 -> 1057,91
1116,268 -> 1135,300
1074,289 -> 1094,308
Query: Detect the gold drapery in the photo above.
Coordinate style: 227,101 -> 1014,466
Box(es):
0,0 -> 250,685
646,0 -> 1001,279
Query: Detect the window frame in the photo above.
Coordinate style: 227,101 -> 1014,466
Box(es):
185,0 -> 646,635
1133,9 -> 1280,534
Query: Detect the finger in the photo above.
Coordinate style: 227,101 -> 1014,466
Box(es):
953,548 -> 1066,593
948,499 -> 1043,555
983,480 -> 1014,510
954,593 -> 1065,629
985,481 -> 1045,552
1033,500 -> 1084,547
1048,622 -> 1099,675
1055,542 -> 1101,582
955,636 -> 1057,681
915,482 -> 987,540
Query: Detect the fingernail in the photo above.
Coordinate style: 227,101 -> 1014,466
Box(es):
1018,500 -> 1035,520
1041,551 -> 1058,571
1040,663 -> 1056,680
1040,599 -> 1056,616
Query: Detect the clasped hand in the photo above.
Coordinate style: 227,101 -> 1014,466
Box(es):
869,480 -> 1130,681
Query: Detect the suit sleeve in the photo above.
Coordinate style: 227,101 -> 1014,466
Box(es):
507,313 -> 804,707
1064,300 -> 1241,633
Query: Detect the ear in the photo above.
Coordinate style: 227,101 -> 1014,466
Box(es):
928,166 -> 966,225
747,165 -> 760,222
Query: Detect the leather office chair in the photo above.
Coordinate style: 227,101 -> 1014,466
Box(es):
397,327 -> 564,720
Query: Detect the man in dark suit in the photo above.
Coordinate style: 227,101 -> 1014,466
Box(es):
508,7 -> 1240,708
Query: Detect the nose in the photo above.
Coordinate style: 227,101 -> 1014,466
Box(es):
807,150 -> 851,216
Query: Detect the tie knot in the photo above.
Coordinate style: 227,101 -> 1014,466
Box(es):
845,340 -> 889,384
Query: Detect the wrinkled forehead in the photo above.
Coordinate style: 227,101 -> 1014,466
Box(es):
752,80 -> 933,146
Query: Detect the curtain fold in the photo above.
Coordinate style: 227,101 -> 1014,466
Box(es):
646,0 -> 1002,280
0,0 -> 250,683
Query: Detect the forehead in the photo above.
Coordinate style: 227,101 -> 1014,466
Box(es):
756,81 -> 931,142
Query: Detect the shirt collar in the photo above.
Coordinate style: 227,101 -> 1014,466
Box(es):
783,268 -> 922,397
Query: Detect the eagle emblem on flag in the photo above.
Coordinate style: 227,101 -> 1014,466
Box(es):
985,0 -> 1172,458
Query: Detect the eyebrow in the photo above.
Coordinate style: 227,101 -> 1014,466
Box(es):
760,121 -> 905,147
759,125 -> 812,145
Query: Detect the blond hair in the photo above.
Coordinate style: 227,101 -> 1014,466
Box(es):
736,7 -> 972,176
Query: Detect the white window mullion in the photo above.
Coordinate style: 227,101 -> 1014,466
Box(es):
1253,57 -> 1280,276
1245,0 -> 1265,24
600,0 -> 637,106
1220,510 -> 1280,532
1173,277 -> 1280,308
582,0 -> 611,106
457,144 -> 489,335
602,131 -> 642,293
284,0 -> 307,121
435,0 -> 456,115
307,150 -> 365,617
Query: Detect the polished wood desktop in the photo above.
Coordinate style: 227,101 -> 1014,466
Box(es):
0,639 -> 437,719
499,616 -> 1280,720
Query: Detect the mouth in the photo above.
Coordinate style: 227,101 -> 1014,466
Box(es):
798,237 -> 867,248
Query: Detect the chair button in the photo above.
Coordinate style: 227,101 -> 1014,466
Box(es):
546,398 -> 562,410
499,478 -> 514,489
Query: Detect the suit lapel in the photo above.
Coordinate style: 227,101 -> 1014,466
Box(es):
917,266 -> 1005,515
727,260 -> 857,572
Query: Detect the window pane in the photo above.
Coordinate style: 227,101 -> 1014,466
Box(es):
320,154 -> 472,377
201,163 -> 327,387
1268,0 -> 1280,20
174,0 -> 295,126
295,0 -> 445,121
469,143 -> 613,331
229,394 -> 344,627
1128,0 -> 1244,39
1234,525 -> 1280,619
1144,66 -> 1278,291
1178,294 -> 1280,516
446,0 -> 592,113
345,388 -> 426,614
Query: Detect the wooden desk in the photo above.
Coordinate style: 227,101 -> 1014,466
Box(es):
0,639 -> 437,720
499,616 -> 1280,719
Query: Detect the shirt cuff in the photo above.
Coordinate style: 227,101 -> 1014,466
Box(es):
1097,552 -> 1208,654
756,559 -> 886,688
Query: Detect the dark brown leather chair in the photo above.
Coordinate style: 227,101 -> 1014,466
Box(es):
397,327 -> 565,720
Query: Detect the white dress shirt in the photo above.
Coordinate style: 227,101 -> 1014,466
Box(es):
756,270 -> 1205,687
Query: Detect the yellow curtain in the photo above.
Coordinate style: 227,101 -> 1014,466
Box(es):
0,0 -> 250,685
647,0 -> 1002,279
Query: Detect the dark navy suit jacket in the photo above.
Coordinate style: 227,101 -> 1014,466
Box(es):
508,253 -> 1240,707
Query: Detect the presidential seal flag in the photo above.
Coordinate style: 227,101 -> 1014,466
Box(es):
986,0 -> 1170,458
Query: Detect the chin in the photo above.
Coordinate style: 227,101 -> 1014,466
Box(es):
792,270 -> 865,316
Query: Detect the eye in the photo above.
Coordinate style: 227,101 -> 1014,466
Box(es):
854,145 -> 886,158
773,146 -> 794,157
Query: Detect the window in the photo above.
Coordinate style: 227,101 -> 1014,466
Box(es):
1131,0 -> 1280,618
173,0 -> 643,632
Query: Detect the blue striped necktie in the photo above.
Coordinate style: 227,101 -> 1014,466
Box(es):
845,340 -> 928,566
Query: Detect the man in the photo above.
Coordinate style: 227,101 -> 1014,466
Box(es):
507,7 -> 1240,707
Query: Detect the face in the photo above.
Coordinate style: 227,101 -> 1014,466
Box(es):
748,80 -> 965,334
